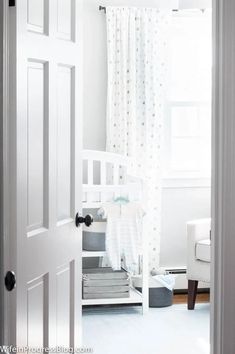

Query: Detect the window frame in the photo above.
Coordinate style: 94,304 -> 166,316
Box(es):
162,10 -> 212,185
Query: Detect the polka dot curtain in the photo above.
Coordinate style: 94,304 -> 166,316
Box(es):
106,7 -> 170,271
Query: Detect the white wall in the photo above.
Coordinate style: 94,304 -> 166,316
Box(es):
161,182 -> 211,267
83,0 -> 108,150
83,0 -> 211,268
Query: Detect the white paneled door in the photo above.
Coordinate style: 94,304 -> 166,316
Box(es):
4,0 -> 83,351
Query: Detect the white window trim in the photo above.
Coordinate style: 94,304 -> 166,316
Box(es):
163,100 -> 212,183
163,10 -> 212,183
162,176 -> 211,189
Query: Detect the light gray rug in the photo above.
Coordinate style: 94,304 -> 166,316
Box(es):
82,304 -> 210,354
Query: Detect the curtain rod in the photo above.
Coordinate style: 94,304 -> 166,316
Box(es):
99,5 -> 206,13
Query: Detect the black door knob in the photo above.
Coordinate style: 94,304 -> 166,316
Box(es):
5,271 -> 16,291
75,213 -> 93,227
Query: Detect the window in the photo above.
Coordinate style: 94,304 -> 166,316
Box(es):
163,10 -> 212,179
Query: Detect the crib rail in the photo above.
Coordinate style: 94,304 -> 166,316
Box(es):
83,150 -> 142,207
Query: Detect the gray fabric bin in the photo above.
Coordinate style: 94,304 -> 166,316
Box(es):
82,208 -> 106,251
133,276 -> 173,308
82,267 -> 130,299
83,232 -> 106,251
136,286 -> 173,307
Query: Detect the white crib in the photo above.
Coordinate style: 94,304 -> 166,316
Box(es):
82,150 -> 149,313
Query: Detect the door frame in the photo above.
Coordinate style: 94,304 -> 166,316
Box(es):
0,0 -> 4,346
211,0 -> 235,353
0,0 -> 232,352
1,0 -> 14,348
0,0 -> 10,348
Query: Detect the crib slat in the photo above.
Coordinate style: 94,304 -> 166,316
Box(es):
88,160 -> 93,185
113,164 -> 119,199
113,164 -> 119,185
101,161 -> 106,185
87,160 -> 94,202
100,161 -> 107,202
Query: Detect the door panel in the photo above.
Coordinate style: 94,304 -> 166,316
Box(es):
27,275 -> 48,348
57,65 -> 74,223
5,0 -> 83,349
27,0 -> 48,34
57,0 -> 75,41
27,60 -> 48,234
56,264 -> 72,347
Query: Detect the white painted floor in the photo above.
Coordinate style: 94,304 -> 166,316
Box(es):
83,304 -> 210,354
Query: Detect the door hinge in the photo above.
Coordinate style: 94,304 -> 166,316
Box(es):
9,0 -> 15,6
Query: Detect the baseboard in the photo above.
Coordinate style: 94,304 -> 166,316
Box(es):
164,267 -> 210,291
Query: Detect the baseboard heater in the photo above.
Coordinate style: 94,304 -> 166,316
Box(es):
164,267 -> 209,293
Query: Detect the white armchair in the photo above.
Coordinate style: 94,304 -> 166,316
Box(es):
187,218 -> 211,310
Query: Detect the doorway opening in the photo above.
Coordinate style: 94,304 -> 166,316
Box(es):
82,2 -> 212,354
0,0 -> 216,353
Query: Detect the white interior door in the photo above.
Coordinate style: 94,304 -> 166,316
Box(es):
4,0 -> 83,350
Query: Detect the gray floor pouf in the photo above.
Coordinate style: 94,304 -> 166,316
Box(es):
133,276 -> 173,308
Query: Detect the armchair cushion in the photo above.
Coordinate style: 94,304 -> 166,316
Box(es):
187,218 -> 211,283
187,218 -> 211,309
196,239 -> 211,263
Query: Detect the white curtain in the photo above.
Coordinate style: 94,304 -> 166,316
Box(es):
106,7 -> 170,271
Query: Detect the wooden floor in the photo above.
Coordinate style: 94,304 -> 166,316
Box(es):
173,292 -> 210,304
